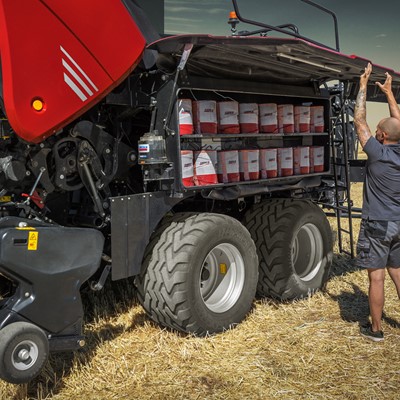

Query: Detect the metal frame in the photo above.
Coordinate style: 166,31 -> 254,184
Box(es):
231,0 -> 340,51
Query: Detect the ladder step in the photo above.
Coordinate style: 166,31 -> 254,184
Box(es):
325,212 -> 362,219
334,185 -> 349,190
339,248 -> 353,257
333,162 -> 347,167
329,205 -> 353,212
335,207 -> 362,214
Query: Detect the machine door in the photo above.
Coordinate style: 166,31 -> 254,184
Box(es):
0,0 -> 146,143
150,34 -> 400,102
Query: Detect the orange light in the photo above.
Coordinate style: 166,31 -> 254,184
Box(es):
32,99 -> 44,112
229,11 -> 238,19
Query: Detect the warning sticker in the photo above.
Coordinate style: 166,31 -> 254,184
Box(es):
27,231 -> 38,251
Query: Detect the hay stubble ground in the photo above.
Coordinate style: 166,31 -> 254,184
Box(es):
2,183 -> 400,400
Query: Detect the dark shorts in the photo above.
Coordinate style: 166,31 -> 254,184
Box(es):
356,219 -> 400,269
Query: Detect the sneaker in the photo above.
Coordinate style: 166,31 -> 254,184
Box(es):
360,325 -> 384,342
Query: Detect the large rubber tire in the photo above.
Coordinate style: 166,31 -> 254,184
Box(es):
135,213 -> 259,335
0,322 -> 49,384
243,199 -> 333,300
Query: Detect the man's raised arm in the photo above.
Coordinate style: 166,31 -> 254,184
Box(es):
354,63 -> 373,148
376,72 -> 400,121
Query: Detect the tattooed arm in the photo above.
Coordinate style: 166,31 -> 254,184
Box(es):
376,72 -> 400,121
354,63 -> 373,148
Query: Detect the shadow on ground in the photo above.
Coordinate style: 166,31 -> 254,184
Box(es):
328,253 -> 360,279
328,253 -> 400,329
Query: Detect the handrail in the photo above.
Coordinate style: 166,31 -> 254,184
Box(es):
231,0 -> 340,52
237,23 -> 299,37
300,0 -> 340,51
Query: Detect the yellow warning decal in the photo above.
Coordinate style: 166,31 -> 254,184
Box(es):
0,196 -> 11,202
27,231 -> 39,251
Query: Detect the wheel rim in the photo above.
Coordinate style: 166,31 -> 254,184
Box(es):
200,243 -> 245,313
11,340 -> 39,371
292,223 -> 323,282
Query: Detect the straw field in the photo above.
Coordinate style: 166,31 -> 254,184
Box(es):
1,183 -> 400,400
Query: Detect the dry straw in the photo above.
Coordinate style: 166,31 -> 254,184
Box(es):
2,184 -> 400,400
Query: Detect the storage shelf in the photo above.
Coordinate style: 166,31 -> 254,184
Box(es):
182,170 -> 331,191
180,132 -> 328,140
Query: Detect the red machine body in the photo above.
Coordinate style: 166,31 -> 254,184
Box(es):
0,0 -> 146,143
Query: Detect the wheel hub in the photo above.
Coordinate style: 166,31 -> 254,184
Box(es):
200,243 -> 245,313
12,340 -> 39,371
18,349 -> 30,361
292,223 -> 323,282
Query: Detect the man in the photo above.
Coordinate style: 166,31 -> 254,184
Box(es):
354,63 -> 400,342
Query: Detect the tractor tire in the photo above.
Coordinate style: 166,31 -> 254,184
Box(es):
0,322 -> 49,384
136,213 -> 258,335
243,199 -> 333,300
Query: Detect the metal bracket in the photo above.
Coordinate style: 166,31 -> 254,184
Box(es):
90,263 -> 111,291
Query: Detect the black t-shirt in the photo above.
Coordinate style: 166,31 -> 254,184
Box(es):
362,136 -> 400,220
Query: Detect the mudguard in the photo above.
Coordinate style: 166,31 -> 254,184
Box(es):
0,217 -> 104,337
0,0 -> 146,143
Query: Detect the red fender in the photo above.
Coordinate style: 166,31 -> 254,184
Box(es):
0,0 -> 145,143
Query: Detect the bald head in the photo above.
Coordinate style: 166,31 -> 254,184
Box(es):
378,117 -> 400,142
